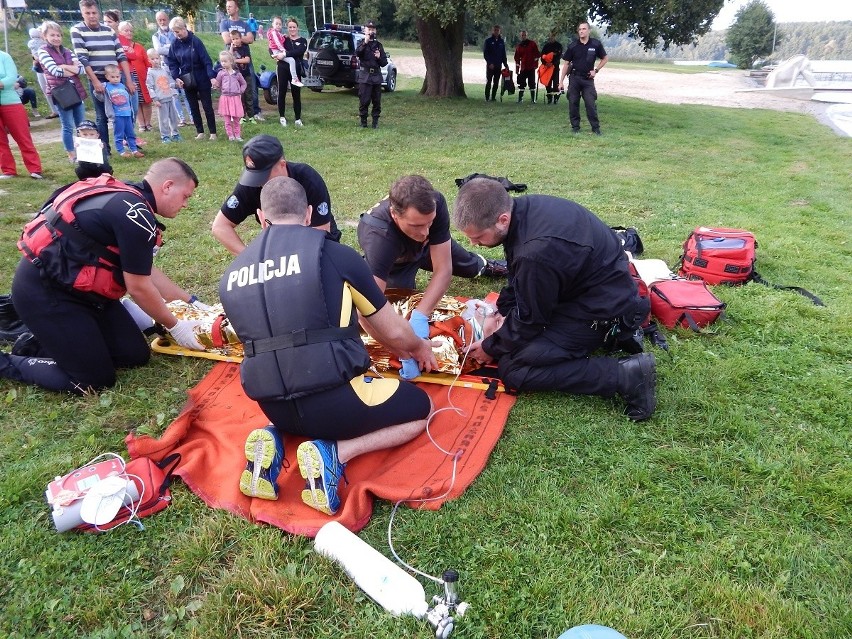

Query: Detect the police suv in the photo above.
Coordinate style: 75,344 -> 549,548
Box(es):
305,23 -> 397,92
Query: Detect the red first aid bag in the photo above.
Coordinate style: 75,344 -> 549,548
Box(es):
650,279 -> 726,331
75,454 -> 181,533
678,227 -> 756,286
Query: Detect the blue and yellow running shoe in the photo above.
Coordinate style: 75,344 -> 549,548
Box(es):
297,439 -> 347,515
239,425 -> 285,500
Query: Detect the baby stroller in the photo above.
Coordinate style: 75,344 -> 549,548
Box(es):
499,68 -> 515,101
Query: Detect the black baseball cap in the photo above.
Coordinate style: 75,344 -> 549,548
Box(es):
239,135 -> 284,187
365,20 -> 376,28
76,120 -> 97,133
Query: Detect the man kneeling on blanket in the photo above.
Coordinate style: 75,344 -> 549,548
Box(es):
220,176 -> 438,515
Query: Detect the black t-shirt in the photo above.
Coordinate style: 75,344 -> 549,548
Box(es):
220,161 -> 340,241
322,238 -> 389,320
59,179 -> 161,277
561,38 -> 606,75
356,190 -> 451,281
230,42 -> 252,76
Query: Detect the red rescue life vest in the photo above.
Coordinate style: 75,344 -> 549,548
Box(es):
17,174 -> 161,301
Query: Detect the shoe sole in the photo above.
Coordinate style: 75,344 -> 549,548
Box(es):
239,428 -> 280,500
297,441 -> 336,515
625,353 -> 657,421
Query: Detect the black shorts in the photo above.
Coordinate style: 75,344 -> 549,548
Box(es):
259,375 -> 431,441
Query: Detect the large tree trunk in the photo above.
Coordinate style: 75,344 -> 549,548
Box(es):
416,15 -> 466,97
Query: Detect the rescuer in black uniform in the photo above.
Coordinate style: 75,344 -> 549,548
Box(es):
357,175 -> 508,315
220,176 -> 437,515
211,134 -> 340,255
452,177 -> 657,421
1,158 -> 205,393
558,22 -> 608,134
356,20 -> 387,129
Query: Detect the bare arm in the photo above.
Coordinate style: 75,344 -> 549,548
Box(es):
149,267 -> 192,303
212,210 -> 246,255
124,272 -> 181,328
362,304 -> 436,372
591,54 -> 608,77
558,60 -> 570,88
415,240 -> 452,316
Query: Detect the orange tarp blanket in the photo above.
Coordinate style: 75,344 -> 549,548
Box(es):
539,52 -> 555,86
125,362 -> 516,537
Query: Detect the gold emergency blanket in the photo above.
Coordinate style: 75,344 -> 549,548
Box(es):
165,301 -> 244,358
158,294 -> 484,376
361,292 -> 479,376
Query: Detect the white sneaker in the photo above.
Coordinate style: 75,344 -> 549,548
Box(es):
292,80 -> 304,88
30,172 -> 44,179
235,136 -> 243,142
279,117 -> 287,128
209,133 -> 217,141
294,119 -> 303,128
0,174 -> 13,179
253,113 -> 266,122
228,136 -> 235,141
195,132 -> 205,140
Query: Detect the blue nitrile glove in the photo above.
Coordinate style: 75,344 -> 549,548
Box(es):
409,309 -> 430,339
400,357 -> 421,380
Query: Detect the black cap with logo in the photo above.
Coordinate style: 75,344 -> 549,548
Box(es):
239,135 -> 284,187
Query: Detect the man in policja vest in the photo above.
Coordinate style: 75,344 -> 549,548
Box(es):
220,176 -> 437,515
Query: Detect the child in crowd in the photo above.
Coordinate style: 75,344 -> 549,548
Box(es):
14,75 -> 40,117
228,29 -> 254,122
27,27 -> 57,117
267,17 -> 303,88
146,49 -> 182,144
214,51 -> 247,141
73,119 -> 108,168
102,64 -> 143,158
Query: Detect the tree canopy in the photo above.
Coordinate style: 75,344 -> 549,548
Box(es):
389,0 -> 725,96
726,0 -> 779,69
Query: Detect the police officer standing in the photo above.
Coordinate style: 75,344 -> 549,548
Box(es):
356,20 -> 387,129
558,22 -> 608,135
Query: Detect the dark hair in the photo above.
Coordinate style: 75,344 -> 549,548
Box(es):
389,175 -> 436,216
104,10 -> 120,23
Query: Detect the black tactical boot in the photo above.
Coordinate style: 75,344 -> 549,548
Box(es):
372,117 -> 379,129
616,353 -> 657,421
0,294 -> 26,342
12,332 -> 41,357
479,257 -> 508,277
359,117 -> 368,128
517,91 -> 523,103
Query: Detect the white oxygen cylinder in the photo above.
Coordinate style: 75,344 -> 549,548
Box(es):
314,521 -> 429,618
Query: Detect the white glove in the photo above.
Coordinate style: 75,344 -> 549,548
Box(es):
190,298 -> 214,312
168,319 -> 205,351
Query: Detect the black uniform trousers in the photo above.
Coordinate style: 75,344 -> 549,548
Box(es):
495,318 -> 619,397
385,239 -> 482,289
8,259 -> 150,393
358,81 -> 382,120
568,75 -> 600,132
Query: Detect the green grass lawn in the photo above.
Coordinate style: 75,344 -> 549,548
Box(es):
0,29 -> 850,639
